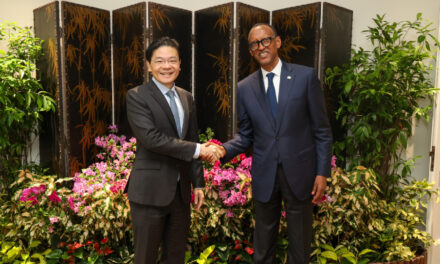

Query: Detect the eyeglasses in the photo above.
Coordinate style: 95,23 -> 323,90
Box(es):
152,57 -> 179,66
248,36 -> 276,51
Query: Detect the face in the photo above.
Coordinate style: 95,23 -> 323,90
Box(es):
147,46 -> 181,89
248,25 -> 281,72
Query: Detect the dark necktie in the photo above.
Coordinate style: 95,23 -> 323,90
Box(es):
266,72 -> 277,122
166,90 -> 181,137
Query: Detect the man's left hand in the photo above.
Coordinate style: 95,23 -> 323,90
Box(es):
311,175 -> 327,204
193,189 -> 204,211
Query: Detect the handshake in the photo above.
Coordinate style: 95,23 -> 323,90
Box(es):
199,142 -> 226,163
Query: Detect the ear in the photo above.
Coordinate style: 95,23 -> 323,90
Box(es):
275,36 -> 282,49
146,61 -> 152,72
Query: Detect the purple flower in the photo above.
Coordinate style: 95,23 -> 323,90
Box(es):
227,210 -> 234,218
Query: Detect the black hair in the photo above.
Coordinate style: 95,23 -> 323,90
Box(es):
248,23 -> 278,41
145,36 -> 180,62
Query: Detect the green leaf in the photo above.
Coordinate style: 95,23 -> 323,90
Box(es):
344,80 -> 353,93
31,253 -> 46,264
7,246 -> 21,260
199,245 -> 215,260
359,248 -> 376,256
321,251 -> 338,261
29,241 -> 41,248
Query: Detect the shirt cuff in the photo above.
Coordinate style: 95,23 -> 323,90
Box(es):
193,143 -> 201,159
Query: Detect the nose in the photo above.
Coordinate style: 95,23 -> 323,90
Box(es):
162,61 -> 172,67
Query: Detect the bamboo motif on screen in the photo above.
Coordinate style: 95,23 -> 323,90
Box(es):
64,3 -> 111,175
273,5 -> 318,62
207,50 -> 230,116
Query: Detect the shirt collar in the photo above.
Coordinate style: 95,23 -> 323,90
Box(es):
152,77 -> 177,96
261,59 -> 282,79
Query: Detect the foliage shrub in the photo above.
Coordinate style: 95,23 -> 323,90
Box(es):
312,165 -> 439,263
325,13 -> 439,199
0,22 -> 56,189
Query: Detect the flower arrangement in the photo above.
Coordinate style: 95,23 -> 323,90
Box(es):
67,125 -> 135,247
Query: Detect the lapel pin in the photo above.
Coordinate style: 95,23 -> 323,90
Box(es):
287,76 -> 292,79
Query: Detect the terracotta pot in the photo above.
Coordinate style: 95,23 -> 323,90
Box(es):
369,251 -> 427,264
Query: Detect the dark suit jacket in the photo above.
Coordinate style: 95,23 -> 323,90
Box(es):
125,81 -> 204,206
222,62 -> 332,202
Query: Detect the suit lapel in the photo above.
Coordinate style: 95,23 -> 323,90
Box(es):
147,82 -> 179,136
277,62 -> 296,131
250,70 -> 276,130
176,87 -> 190,139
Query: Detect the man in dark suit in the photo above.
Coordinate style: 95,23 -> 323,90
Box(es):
213,23 -> 333,263
125,37 -> 218,264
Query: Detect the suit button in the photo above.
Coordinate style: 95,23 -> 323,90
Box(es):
276,137 -> 279,141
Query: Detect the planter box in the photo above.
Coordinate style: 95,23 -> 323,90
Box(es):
370,251 -> 427,264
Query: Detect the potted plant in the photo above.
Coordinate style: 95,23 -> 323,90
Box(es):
0,22 -> 56,190
325,13 -> 439,200
319,13 -> 440,263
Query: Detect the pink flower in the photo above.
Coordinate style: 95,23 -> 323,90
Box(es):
331,155 -> 337,169
27,196 -> 39,205
49,216 -> 59,224
129,137 -> 136,143
108,124 -> 118,132
226,210 -> 234,218
208,139 -> 222,145
48,191 -> 61,203
316,194 -> 333,205
281,211 -> 286,218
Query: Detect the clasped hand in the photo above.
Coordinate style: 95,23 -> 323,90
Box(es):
199,142 -> 226,163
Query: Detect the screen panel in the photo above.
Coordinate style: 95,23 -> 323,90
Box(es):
195,3 -> 234,142
34,2 -> 65,176
272,3 -> 321,69
62,2 -> 112,176
236,3 -> 269,81
321,3 -> 353,147
148,2 -> 192,91
113,2 -> 147,138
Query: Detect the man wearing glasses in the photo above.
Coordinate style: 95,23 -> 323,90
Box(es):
213,23 -> 332,263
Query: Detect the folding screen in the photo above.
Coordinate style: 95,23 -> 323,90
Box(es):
236,3 -> 270,81
320,3 -> 353,144
34,2 -> 64,175
113,2 -> 147,138
195,3 -> 234,142
35,1 -> 352,176
148,2 -> 192,92
62,2 -> 112,176
272,3 -> 321,69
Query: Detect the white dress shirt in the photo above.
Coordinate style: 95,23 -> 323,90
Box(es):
152,77 -> 201,158
261,59 -> 282,102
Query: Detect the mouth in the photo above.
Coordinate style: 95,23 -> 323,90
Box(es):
257,51 -> 269,59
160,72 -> 175,77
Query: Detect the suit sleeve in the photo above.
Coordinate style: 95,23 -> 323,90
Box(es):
222,85 -> 254,162
307,70 -> 333,177
188,98 -> 205,188
126,88 -> 196,162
